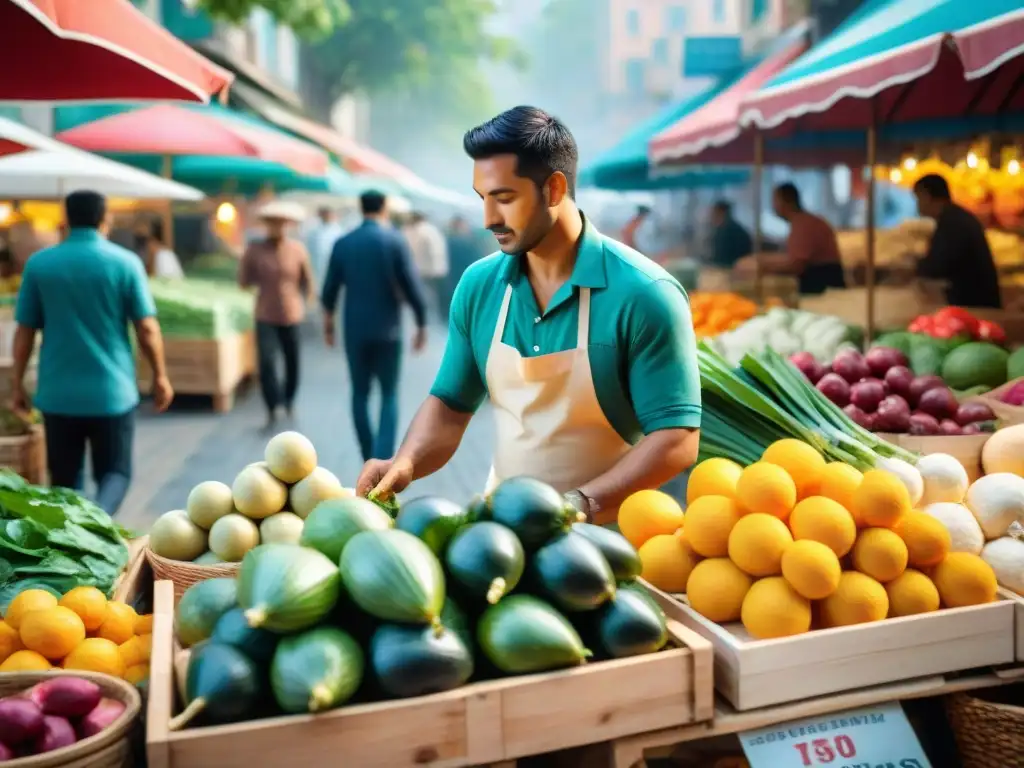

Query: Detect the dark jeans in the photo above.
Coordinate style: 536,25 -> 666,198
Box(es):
43,410 -> 135,516
345,337 -> 401,461
256,322 -> 300,414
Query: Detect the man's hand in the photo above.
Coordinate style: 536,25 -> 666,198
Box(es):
324,322 -> 335,348
152,375 -> 174,413
412,326 -> 427,354
10,384 -> 29,417
356,456 -> 414,498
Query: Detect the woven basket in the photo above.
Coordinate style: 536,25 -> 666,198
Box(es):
945,689 -> 1024,768
965,378 -> 1024,428
0,425 -> 46,485
145,547 -> 239,601
0,672 -> 141,768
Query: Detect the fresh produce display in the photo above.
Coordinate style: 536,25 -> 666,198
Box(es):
0,676 -> 127,758
0,471 -> 131,612
169,454 -> 671,731
147,432 -> 353,564
148,277 -> 254,339
981,423 -> 1024,476
184,253 -> 240,283
0,585 -> 152,683
791,346 -> 998,435
623,439 -> 1002,639
706,308 -> 861,366
688,292 -> 757,338
872,324 -> 1012,391
906,306 -> 1006,345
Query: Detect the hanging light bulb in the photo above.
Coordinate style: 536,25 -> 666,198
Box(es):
0,203 -> 11,224
215,202 -> 237,224
966,151 -> 979,169
1008,159 -> 1021,176
902,157 -> 917,171
889,168 -> 903,184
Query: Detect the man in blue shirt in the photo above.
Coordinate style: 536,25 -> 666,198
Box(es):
709,200 -> 752,269
12,191 -> 173,515
321,191 -> 428,462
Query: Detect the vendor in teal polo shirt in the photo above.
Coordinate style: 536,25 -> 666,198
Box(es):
356,106 -> 701,524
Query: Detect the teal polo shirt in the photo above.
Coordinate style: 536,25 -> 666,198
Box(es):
16,229 -> 156,417
430,218 -> 701,443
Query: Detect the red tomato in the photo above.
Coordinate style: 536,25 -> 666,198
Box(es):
934,306 -> 980,335
934,315 -> 971,338
976,319 -> 1006,344
908,315 -> 934,334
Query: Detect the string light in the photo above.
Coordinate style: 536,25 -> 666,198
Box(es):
889,168 -> 903,184
0,203 -> 11,224
215,202 -> 237,224
902,157 -> 917,171
966,152 -> 979,169
1008,159 -> 1021,176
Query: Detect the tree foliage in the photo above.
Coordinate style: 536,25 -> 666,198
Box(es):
195,0 -> 350,38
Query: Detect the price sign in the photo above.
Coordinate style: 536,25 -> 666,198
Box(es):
739,702 -> 932,768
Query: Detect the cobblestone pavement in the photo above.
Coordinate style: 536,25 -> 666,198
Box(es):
120,318 -> 494,530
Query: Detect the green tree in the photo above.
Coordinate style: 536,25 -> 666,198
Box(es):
196,0 -> 349,38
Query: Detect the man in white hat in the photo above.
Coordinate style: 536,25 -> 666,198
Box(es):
239,201 -> 315,427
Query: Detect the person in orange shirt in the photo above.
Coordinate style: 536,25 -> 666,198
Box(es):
620,205 -> 650,249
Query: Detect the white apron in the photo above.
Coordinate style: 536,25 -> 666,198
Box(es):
484,284 -> 632,503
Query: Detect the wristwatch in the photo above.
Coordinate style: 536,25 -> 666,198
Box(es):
564,489 -> 598,523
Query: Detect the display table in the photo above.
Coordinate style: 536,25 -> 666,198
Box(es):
137,331 -> 255,412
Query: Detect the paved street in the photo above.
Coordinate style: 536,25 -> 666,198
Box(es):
120,318 -> 495,531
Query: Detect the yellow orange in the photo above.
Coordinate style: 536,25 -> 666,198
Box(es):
0,620 -> 24,664
4,589 -> 58,630
788,496 -> 857,557
817,463 -> 864,520
686,558 -> 753,623
761,439 -> 827,499
638,531 -> 701,593
64,637 -> 126,678
682,495 -> 742,558
0,650 -> 52,672
741,578 -> 812,639
735,462 -> 797,520
618,490 -> 685,549
852,469 -> 911,529
895,511 -> 951,568
96,601 -> 138,645
728,513 -> 793,577
19,607 -> 86,660
59,586 -> 108,632
686,458 -> 743,503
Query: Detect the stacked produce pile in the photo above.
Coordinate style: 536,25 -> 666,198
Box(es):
148,278 -> 254,340
705,308 -> 861,366
792,346 -> 997,436
184,253 -> 240,283
625,439 -> 1010,639
689,292 -> 757,338
0,677 -> 128,760
169,469 -> 670,730
0,586 -> 152,683
0,471 -> 130,611
148,432 -> 352,565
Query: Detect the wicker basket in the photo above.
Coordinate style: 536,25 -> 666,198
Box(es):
0,425 -> 46,484
0,672 -> 141,768
945,688 -> 1024,768
965,378 -> 1024,428
145,547 -> 240,601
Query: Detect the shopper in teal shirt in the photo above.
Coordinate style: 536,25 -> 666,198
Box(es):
356,107 -> 701,523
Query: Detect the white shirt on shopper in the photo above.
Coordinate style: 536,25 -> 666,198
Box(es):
154,248 -> 184,279
404,219 -> 449,279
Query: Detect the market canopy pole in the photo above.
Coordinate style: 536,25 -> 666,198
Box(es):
161,153 -> 175,259
865,99 -> 878,346
752,130 -> 765,307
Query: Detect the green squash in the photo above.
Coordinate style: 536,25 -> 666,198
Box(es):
370,623 -> 473,698
570,523 -> 642,582
466,494 -> 490,522
440,598 -> 474,651
340,530 -> 445,628
211,607 -> 278,665
367,491 -> 400,518
488,476 -> 580,550
395,496 -> 468,555
300,497 -> 393,563
597,587 -> 668,658
237,544 -> 341,632
478,595 -> 590,674
170,642 -> 262,730
530,533 -> 616,612
445,522 -> 525,604
174,578 -> 238,648
271,627 -> 364,714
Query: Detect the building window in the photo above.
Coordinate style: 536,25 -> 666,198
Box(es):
712,0 -> 725,24
652,38 -> 669,65
626,8 -> 641,36
750,0 -> 767,23
625,59 -> 645,94
667,5 -> 686,32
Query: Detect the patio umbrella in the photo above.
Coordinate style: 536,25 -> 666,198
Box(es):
0,0 -> 232,104
56,103 -> 328,176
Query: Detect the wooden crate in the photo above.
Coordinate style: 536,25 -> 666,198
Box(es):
138,332 -> 255,412
0,425 -> 46,484
147,580 -> 714,768
113,536 -> 152,611
1000,588 -> 1024,663
647,586 -> 1016,711
877,432 -> 990,483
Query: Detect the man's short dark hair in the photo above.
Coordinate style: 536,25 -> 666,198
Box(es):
360,190 -> 386,215
713,200 -> 732,216
913,174 -> 951,200
463,105 -> 579,198
774,182 -> 801,209
65,191 -> 106,230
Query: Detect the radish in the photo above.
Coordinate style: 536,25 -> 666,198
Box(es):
917,387 -> 958,420
76,698 -> 126,740
33,716 -> 76,754
908,375 -> 945,406
26,678 -> 101,719
0,699 -> 43,746
832,351 -> 870,384
850,380 -> 886,413
884,366 -> 915,399
816,373 -> 851,406
865,346 -> 908,377
955,402 -> 995,426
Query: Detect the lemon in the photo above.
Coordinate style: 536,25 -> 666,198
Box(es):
895,511 -> 951,568
781,540 -> 841,600
817,463 -> 864,518
852,469 -> 911,529
618,490 -> 684,550
762,439 -> 827,499
885,569 -> 940,617
19,606 -> 86,660
96,601 -> 138,645
852,528 -> 909,583
728,513 -> 793,577
4,589 -> 58,630
819,572 -> 889,628
686,458 -> 743,503
735,462 -> 797,520
59,586 -> 108,632
63,637 -> 126,678
741,578 -> 812,639
788,496 -> 857,557
638,531 -> 701,593
932,552 -> 998,608
686,558 -> 752,623
682,495 -> 742,558
0,650 -> 52,672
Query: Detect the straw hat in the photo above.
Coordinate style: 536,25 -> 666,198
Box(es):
256,200 -> 306,222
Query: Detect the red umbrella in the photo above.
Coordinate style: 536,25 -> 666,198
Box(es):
0,0 -> 233,103
56,104 -> 329,176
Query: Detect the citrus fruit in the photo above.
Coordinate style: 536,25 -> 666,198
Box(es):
819,572 -> 889,628
682,495 -> 742,558
0,650 -> 52,672
735,462 -> 797,520
895,511 -> 951,568
19,606 -> 86,660
885,569 -> 940,617
788,496 -> 857,557
686,558 -> 753,623
781,540 -> 841,600
135,614 -> 154,635
852,469 -> 911,529
63,637 -> 126,678
59,586 -> 108,632
119,635 -> 150,667
618,490 -> 684,549
931,552 -> 998,608
638,531 -> 700,593
852,528 -> 909,583
728,513 -> 793,577
761,439 -> 827,499
4,589 -> 58,630
817,463 -> 864,518
125,663 -> 150,686
686,458 -> 743,503
0,620 -> 24,664
741,577 -> 812,639
96,601 -> 138,645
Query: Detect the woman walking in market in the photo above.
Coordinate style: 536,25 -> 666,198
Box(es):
239,201 -> 315,429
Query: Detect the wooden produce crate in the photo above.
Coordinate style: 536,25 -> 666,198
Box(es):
137,331 -> 255,412
0,424 -> 46,484
147,581 -> 714,768
113,536 -> 153,611
877,432 -> 991,483
1000,588 -> 1024,663
647,586 -> 1016,711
